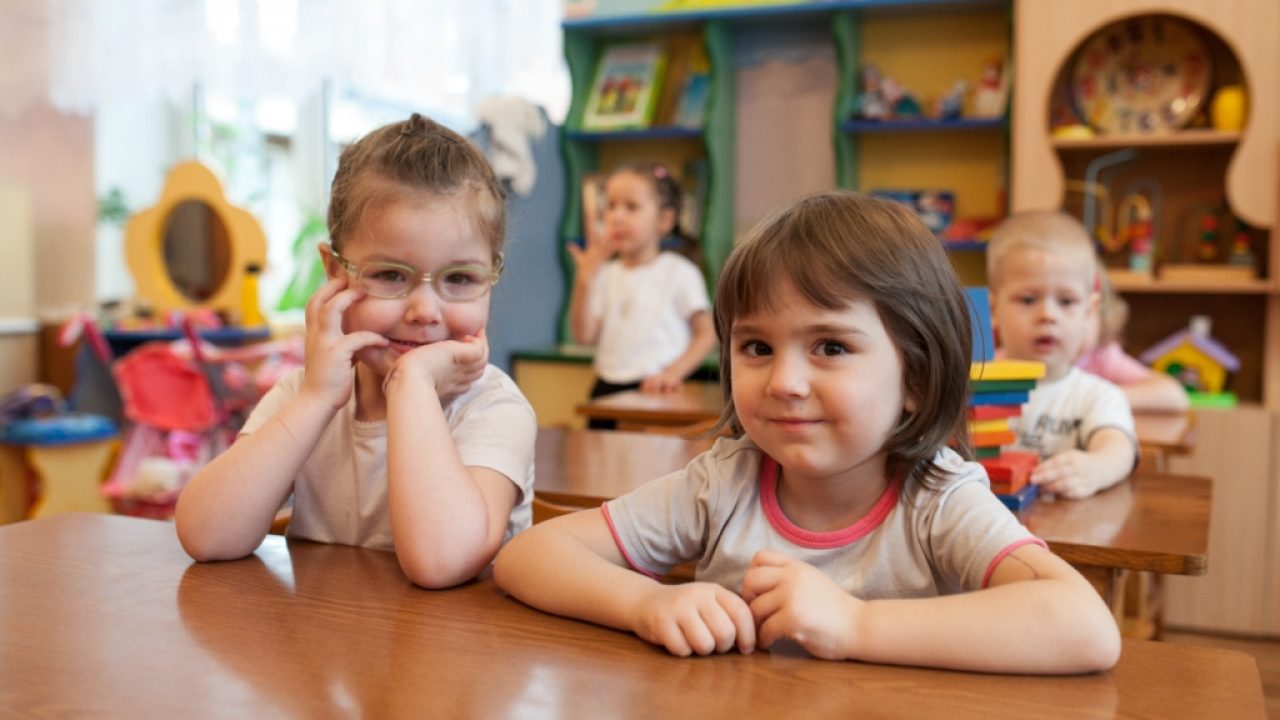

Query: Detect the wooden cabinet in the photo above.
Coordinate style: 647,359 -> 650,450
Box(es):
1010,0 -> 1280,635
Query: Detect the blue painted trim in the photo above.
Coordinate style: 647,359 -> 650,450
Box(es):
563,0 -> 1002,30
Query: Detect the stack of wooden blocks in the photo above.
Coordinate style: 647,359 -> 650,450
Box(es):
969,360 -> 1044,510
964,287 -> 1044,510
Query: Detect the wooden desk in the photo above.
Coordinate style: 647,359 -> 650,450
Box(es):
576,382 -> 721,431
0,514 -> 1263,719
533,429 -> 1211,620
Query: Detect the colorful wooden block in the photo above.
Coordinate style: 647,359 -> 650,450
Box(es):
995,483 -> 1038,511
968,417 -> 1011,435
969,390 -> 1031,407
971,429 -> 1017,448
967,404 -> 1022,421
970,359 -> 1046,381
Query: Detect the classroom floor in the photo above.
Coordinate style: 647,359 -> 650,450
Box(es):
1164,630 -> 1280,720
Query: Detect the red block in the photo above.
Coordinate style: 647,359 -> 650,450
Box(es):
967,404 -> 1023,421
980,451 -> 1039,493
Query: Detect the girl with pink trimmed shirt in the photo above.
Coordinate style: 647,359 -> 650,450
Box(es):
496,191 -> 1119,674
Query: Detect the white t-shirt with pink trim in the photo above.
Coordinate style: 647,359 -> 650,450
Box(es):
603,435 -> 1043,596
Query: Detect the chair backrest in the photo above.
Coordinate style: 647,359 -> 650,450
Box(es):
531,496 -> 583,525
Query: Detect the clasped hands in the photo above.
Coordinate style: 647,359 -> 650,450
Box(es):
632,550 -> 859,660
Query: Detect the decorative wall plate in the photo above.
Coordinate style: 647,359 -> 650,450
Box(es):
1070,16 -> 1212,134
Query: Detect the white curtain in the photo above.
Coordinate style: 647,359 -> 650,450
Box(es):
1,0 -> 569,123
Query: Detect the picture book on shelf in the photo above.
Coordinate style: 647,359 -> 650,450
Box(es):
582,42 -> 667,131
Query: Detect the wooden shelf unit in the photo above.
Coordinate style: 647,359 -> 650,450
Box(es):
1011,0 -> 1280,638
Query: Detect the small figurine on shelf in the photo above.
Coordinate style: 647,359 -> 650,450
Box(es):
1196,214 -> 1220,261
934,79 -> 967,120
1116,193 -> 1155,276
972,57 -> 1010,118
882,77 -> 922,118
1227,230 -> 1257,270
854,65 -> 889,120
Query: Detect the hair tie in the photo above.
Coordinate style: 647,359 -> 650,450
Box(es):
400,113 -> 425,137
652,165 -> 669,179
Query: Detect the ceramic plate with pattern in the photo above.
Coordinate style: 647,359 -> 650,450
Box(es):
1070,16 -> 1211,134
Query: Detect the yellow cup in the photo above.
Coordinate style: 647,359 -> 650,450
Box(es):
1211,85 -> 1246,131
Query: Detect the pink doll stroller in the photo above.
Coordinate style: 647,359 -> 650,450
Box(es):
63,317 -> 303,518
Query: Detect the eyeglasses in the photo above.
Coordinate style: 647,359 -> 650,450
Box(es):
325,246 -> 500,302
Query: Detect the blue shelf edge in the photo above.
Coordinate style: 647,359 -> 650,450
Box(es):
565,127 -> 704,142
563,0 -> 1005,30
841,117 -> 1007,132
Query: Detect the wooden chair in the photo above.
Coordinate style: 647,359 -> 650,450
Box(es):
269,507 -> 291,535
530,495 -> 695,583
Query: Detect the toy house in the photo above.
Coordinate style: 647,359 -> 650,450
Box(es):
1140,316 -> 1241,394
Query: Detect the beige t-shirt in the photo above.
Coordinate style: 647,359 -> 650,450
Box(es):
603,436 -> 1043,596
242,365 -> 537,550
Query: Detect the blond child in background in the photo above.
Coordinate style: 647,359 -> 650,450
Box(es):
496,192 -> 1119,674
987,210 -> 1138,499
568,164 -> 716,423
177,114 -> 537,588
1078,270 -> 1189,413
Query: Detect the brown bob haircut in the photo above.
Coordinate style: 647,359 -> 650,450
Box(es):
713,191 -> 973,487
327,112 -> 506,268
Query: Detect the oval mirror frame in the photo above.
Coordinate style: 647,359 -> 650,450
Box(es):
124,161 -> 267,317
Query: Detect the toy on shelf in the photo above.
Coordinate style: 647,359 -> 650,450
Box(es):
1160,204 -> 1258,283
854,65 -> 889,120
853,65 -> 922,120
1140,315 -> 1240,405
933,79 -> 967,120
1209,84 -> 1247,132
869,189 -> 953,235
1114,184 -> 1161,277
971,57 -> 1010,118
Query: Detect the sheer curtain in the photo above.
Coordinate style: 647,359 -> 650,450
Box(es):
5,0 -> 568,124
5,0 -> 567,310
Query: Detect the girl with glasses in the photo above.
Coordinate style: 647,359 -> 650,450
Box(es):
178,114 -> 537,589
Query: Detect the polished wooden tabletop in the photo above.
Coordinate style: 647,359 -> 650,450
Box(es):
0,514 -> 1262,719
575,382 -> 722,427
534,428 -> 1211,577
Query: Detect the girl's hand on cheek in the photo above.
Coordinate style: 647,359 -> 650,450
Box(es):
632,582 -> 756,657
301,277 -> 388,410
742,550 -> 860,661
388,331 -> 489,402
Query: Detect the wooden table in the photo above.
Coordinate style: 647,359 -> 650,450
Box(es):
534,428 -> 1210,621
0,514 -> 1262,719
575,382 -> 721,431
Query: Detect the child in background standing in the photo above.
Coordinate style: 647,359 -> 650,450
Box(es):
568,164 -> 716,423
177,114 -> 537,589
987,210 -> 1138,499
1078,270 -> 1189,412
496,192 -> 1119,674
